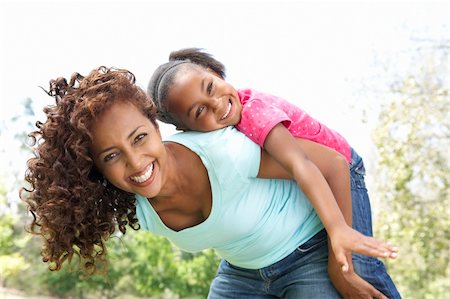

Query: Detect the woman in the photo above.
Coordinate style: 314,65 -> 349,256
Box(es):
22,66 -> 392,298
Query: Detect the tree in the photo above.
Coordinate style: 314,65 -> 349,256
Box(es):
372,40 -> 449,298
125,230 -> 220,298
0,178 -> 30,288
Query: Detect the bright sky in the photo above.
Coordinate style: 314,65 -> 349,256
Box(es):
0,0 -> 448,208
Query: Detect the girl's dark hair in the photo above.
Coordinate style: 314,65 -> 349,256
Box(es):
20,66 -> 157,275
148,48 -> 226,128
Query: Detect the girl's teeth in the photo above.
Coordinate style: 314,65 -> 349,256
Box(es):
221,102 -> 232,119
130,163 -> 154,183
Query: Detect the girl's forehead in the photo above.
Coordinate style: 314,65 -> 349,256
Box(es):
180,63 -> 206,75
173,65 -> 204,84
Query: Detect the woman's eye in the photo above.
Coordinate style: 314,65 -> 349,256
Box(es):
195,106 -> 205,119
134,133 -> 147,144
104,152 -> 118,162
207,81 -> 213,95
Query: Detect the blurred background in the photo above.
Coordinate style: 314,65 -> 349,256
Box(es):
0,0 -> 448,298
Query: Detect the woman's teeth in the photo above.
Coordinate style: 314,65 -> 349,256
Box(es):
221,102 -> 232,120
130,163 -> 154,183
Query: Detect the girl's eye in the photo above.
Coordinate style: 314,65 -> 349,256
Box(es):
195,106 -> 205,119
104,152 -> 119,162
207,81 -> 213,95
134,133 -> 147,144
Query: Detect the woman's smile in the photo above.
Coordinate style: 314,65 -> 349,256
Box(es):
90,101 -> 167,198
128,161 -> 155,185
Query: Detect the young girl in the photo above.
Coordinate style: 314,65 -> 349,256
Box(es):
148,48 -> 401,298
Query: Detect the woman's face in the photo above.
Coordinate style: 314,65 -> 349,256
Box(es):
90,101 -> 166,198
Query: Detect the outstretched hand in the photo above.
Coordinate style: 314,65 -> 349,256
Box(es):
330,226 -> 398,272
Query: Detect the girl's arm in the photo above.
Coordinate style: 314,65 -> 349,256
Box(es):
263,123 -> 351,233
258,124 -> 397,269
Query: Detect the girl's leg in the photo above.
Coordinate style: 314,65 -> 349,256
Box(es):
350,148 -> 401,299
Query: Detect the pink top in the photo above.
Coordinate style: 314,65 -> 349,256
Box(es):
236,88 -> 351,163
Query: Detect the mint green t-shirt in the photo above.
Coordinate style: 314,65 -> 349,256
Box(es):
135,126 -> 323,269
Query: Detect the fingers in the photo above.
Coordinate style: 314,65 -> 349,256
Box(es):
384,241 -> 399,258
352,233 -> 399,259
334,250 -> 349,272
338,270 -> 388,299
332,229 -> 399,261
361,237 -> 399,259
373,290 -> 388,299
364,280 -> 388,299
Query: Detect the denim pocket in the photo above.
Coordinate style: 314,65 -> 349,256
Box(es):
353,162 -> 366,176
350,149 -> 366,176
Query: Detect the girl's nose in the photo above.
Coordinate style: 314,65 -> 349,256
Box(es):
211,97 -> 220,110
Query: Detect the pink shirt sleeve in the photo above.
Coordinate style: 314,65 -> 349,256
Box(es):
236,97 -> 291,148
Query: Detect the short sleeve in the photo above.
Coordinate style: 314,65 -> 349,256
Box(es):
165,127 -> 261,180
236,98 -> 291,147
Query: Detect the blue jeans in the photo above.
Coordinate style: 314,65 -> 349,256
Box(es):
208,229 -> 341,299
350,148 -> 401,298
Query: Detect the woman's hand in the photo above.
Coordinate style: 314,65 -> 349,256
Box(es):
328,236 -> 388,299
331,267 -> 388,299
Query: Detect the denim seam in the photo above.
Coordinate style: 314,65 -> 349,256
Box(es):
258,268 -> 273,294
296,238 -> 327,253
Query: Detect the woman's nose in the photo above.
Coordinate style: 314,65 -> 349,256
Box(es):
127,153 -> 142,170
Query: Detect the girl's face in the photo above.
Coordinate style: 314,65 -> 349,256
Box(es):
168,67 -> 242,132
90,101 -> 167,198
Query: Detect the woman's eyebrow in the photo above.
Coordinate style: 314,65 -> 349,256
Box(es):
97,125 -> 144,156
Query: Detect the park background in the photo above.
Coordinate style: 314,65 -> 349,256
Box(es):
0,0 -> 448,298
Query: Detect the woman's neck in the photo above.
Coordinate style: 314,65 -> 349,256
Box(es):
152,142 -> 210,201
149,141 -> 212,229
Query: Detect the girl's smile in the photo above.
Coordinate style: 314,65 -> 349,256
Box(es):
168,67 -> 242,132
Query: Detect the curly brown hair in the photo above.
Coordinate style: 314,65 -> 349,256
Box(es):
20,66 -> 157,274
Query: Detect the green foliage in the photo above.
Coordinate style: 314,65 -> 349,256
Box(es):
0,184 -> 30,287
372,42 -> 449,298
0,254 -> 29,282
0,216 -> 15,255
126,231 -> 180,296
7,228 -> 220,298
124,230 -> 220,298
175,249 -> 221,297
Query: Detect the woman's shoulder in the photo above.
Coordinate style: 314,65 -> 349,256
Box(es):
164,126 -> 241,148
165,127 -> 261,177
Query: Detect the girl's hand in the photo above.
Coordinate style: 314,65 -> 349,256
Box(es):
330,225 -> 398,272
